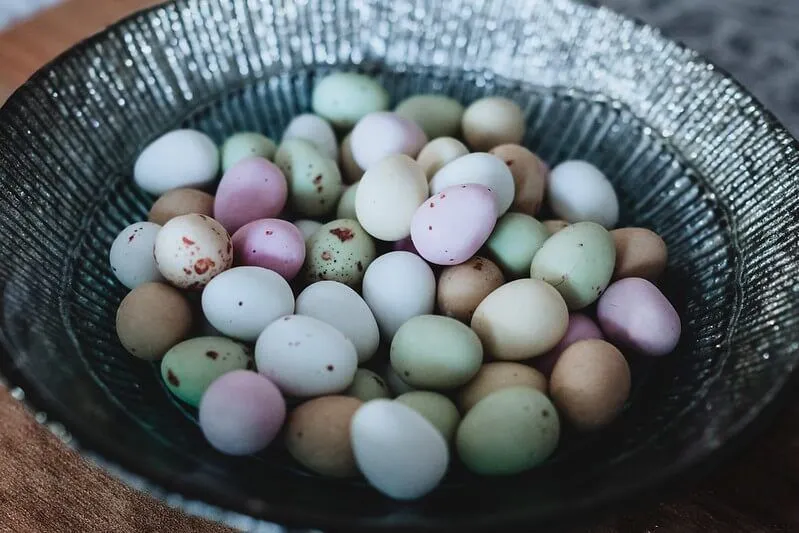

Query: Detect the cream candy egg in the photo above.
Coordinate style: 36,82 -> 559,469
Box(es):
349,112 -> 428,171
201,266 -> 295,342
461,97 -> 525,152
294,219 -> 323,242
109,222 -> 165,289
255,315 -> 358,397
339,134 -> 364,184
548,160 -> 619,229
362,251 -> 436,340
416,137 -> 469,180
395,94 -> 465,139
154,214 -> 232,290
282,113 -> 339,160
336,183 -> 359,220
429,153 -> 515,216
134,129 -> 219,195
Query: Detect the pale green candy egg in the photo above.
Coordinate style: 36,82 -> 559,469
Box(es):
530,221 -> 616,310
160,336 -> 252,407
346,368 -> 391,402
456,387 -> 560,475
221,132 -> 276,171
390,315 -> 483,389
486,213 -> 549,279
395,391 -> 461,443
274,139 -> 343,217
305,218 -> 376,287
312,73 -> 389,129
336,183 -> 359,220
395,94 -> 465,139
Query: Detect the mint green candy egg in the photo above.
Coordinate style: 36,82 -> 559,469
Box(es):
395,391 -> 461,442
312,73 -> 389,129
221,132 -> 276,171
274,139 -> 343,217
336,183 -> 359,220
305,219 -> 376,287
346,368 -> 391,402
486,213 -> 549,279
160,336 -> 252,407
456,387 -> 560,475
395,94 -> 465,139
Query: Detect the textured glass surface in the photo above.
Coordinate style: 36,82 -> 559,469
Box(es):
0,0 -> 798,530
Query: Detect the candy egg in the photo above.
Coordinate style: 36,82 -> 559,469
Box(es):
350,399 -> 449,500
456,387 -> 559,475
346,368 -> 391,402
416,137 -> 469,180
232,218 -> 306,280
597,277 -> 681,357
458,362 -> 548,413
437,257 -> 505,323
543,219 -> 569,235
533,313 -> 604,377
293,219 -> 323,242
391,315 -> 483,389
201,266 -> 295,342
312,72 -> 390,129
489,144 -> 547,216
550,339 -> 631,431
221,132 -> 277,171
255,315 -> 358,397
285,395 -> 362,477
410,184 -> 497,266
355,154 -> 428,242
109,221 -> 164,289
362,251 -> 436,340
296,280 -> 380,363
274,139 -> 343,217
611,227 -> 668,281
134,129 -> 219,195
116,282 -> 193,360
282,113 -> 339,160
394,94 -> 465,139
384,364 -> 417,396
199,370 -> 285,456
336,183 -> 359,220
350,112 -> 428,171
461,97 -> 525,152
471,279 -> 569,360
395,391 -> 461,443
392,236 -> 419,255
154,214 -> 233,290
304,219 -> 377,287
339,134 -> 364,184
213,157 -> 288,234
548,160 -> 619,229
160,336 -> 253,407
530,221 -> 616,310
485,213 -> 549,279
429,153 -> 515,216
148,188 -> 215,226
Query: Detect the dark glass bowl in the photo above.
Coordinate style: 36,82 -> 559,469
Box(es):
1,0 -> 798,531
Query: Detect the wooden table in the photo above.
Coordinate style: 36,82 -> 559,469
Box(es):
0,1 -> 797,531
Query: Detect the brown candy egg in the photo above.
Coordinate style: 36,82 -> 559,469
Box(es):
458,362 -> 547,413
148,188 -> 215,226
489,144 -> 547,216
436,256 -> 505,323
543,219 -> 569,235
611,227 -> 668,281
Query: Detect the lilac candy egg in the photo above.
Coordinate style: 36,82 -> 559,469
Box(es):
350,112 -> 428,171
533,313 -> 604,377
597,277 -> 681,357
232,218 -> 306,280
393,236 -> 419,255
214,157 -> 288,234
199,370 -> 286,456
410,184 -> 497,266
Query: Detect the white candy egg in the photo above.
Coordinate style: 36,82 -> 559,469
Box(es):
154,214 -> 233,290
294,219 -> 323,242
202,267 -> 295,342
547,160 -> 619,229
134,129 -> 220,195
255,315 -> 358,397
296,281 -> 380,363
282,113 -> 339,160
350,399 -> 449,500
429,153 -> 515,216
362,251 -> 436,340
109,222 -> 164,289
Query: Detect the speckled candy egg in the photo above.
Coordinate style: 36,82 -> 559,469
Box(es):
304,219 -> 376,287
345,368 -> 391,402
458,362 -> 548,413
416,137 -> 469,180
161,336 -> 253,407
350,112 -> 428,171
148,188 -> 215,226
410,184 -> 497,266
395,94 -> 465,139
533,313 -> 605,377
274,139 -> 343,217
548,160 -> 619,229
283,113 -> 339,160
489,144 -> 548,216
311,72 -> 390,129
109,222 -> 164,289
134,129 -> 219,195
232,218 -> 306,280
154,214 -> 233,290
597,277 -> 681,357
485,213 -> 549,279
429,153 -> 515,216
336,183 -> 358,220
530,221 -> 616,310
221,132 -> 277,171
213,157 -> 288,234
199,370 -> 285,456
437,257 -> 505,323
461,97 -> 525,152
611,227 -> 668,281
395,391 -> 461,443
294,219 -> 323,242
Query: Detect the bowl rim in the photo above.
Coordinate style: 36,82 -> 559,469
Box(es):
1,0 -> 799,531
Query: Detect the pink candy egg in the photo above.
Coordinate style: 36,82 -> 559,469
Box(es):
232,218 -> 306,280
214,157 -> 288,234
597,277 -> 681,357
199,370 -> 286,456
410,184 -> 497,266
350,112 -> 428,171
532,313 -> 604,377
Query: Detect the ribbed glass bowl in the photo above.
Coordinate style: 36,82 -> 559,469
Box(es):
1,0 -> 798,531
